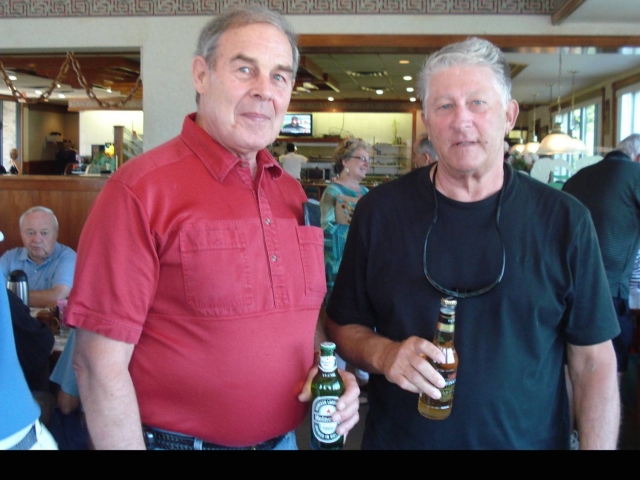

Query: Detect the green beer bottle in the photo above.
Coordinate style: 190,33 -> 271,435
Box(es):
310,341 -> 345,450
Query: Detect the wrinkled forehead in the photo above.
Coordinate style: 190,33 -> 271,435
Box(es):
22,212 -> 57,230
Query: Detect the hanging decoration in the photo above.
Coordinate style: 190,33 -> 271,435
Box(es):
0,52 -> 141,109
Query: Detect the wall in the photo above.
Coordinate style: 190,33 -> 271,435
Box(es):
24,106 -> 79,161
312,112 -> 412,146
79,110 -> 144,157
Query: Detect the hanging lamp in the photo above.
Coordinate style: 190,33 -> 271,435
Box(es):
523,93 -> 540,154
537,54 -> 587,155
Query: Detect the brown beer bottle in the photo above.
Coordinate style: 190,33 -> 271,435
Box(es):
418,296 -> 458,420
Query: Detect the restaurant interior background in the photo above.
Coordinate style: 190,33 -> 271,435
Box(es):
1,0 -> 640,176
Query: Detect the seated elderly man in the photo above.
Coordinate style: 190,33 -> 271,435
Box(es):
0,206 -> 76,308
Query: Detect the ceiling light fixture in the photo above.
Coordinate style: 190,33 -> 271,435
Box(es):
376,89 -> 383,95
537,54 -> 587,156
406,87 -> 414,92
8,75 -> 17,80
410,97 -> 416,102
399,60 -> 409,64
403,76 -> 412,81
58,93 -> 65,98
328,96 -> 334,102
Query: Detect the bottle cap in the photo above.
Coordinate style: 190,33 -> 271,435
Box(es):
441,296 -> 457,307
320,341 -> 336,354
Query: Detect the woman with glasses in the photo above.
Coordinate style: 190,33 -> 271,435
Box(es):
319,137 -> 371,399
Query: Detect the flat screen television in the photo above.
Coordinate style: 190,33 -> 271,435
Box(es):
280,113 -> 312,137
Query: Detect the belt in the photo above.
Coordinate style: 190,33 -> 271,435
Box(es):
8,424 -> 37,451
142,426 -> 285,451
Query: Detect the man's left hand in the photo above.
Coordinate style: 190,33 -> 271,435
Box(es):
298,366 -> 361,437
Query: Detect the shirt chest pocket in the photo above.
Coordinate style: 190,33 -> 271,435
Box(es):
180,228 -> 254,313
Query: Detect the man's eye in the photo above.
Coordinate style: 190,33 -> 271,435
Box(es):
238,66 -> 250,74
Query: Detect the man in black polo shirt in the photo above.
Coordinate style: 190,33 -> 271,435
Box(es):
562,133 -> 640,382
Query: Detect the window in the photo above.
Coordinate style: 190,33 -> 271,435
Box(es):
618,84 -> 640,141
553,101 -> 599,157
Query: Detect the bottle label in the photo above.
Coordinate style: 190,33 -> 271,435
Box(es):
319,355 -> 337,372
311,397 -> 340,443
439,377 -> 456,403
436,321 -> 454,333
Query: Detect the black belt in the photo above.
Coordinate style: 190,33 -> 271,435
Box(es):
142,426 -> 285,451
8,423 -> 37,450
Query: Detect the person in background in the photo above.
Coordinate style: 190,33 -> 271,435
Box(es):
325,36 -> 620,450
0,234 -> 57,450
49,329 -> 92,450
9,148 -> 22,174
66,5 -> 359,451
562,133 -> 640,384
0,206 -> 76,308
412,134 -> 438,168
319,137 -> 371,400
54,142 -> 79,175
279,142 -> 308,180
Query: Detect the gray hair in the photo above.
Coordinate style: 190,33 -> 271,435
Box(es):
617,134 -> 640,161
194,5 -> 299,104
19,206 -> 58,231
333,138 -> 371,174
417,37 -> 512,116
416,135 -> 439,161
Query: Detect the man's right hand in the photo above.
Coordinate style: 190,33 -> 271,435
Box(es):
378,335 -> 447,400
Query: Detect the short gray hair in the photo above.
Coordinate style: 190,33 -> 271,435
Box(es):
194,5 -> 299,104
416,135 -> 438,160
617,134 -> 640,161
333,138 -> 371,174
19,206 -> 58,231
417,37 -> 512,116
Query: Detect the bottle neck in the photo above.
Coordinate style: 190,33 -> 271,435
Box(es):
434,311 -> 455,344
319,352 -> 338,373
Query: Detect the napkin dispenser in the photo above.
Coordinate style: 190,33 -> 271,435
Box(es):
7,269 -> 29,306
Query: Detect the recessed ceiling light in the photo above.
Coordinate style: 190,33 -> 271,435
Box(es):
56,83 -> 61,88
406,87 -> 414,92
8,75 -> 17,80
403,76 -> 412,81
106,88 -> 112,93
328,97 -> 334,102
410,97 -> 417,102
399,60 -> 409,64
376,89 -> 383,95
34,90 -> 42,95
58,93 -> 65,98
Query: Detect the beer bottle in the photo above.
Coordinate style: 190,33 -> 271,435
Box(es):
310,341 -> 345,450
418,296 -> 458,420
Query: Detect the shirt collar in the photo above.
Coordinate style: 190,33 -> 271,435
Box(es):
179,113 -> 283,182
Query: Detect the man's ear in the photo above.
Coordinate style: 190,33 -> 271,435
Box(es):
505,99 -> 519,135
192,56 -> 210,94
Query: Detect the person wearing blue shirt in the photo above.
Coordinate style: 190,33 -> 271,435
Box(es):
0,235 -> 58,450
0,206 -> 76,308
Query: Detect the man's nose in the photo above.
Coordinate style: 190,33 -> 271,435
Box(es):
250,74 -> 274,100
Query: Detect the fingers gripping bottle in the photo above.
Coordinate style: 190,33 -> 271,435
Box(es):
418,296 -> 458,420
310,341 -> 345,450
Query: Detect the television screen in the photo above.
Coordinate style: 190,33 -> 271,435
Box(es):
280,113 -> 312,137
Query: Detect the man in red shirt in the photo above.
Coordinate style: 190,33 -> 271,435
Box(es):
66,5 -> 360,450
